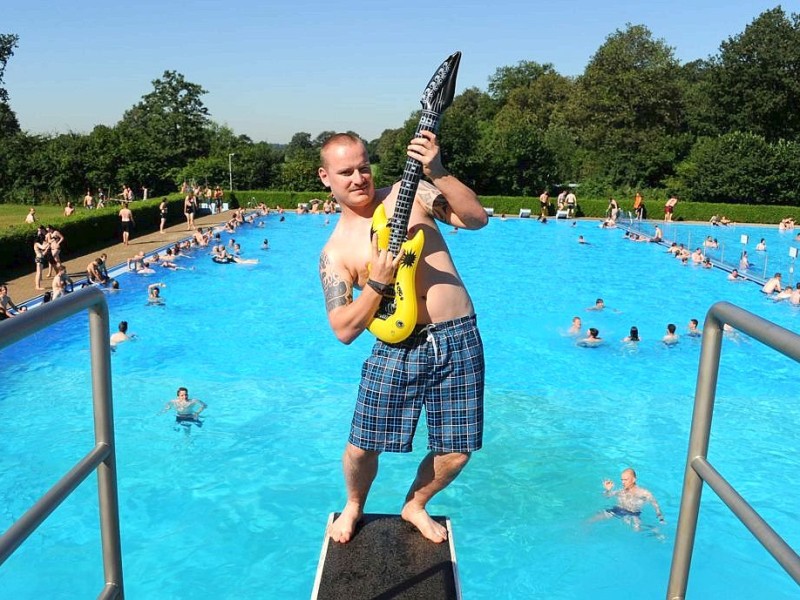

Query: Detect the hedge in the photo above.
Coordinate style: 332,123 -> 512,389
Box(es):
3,190 -> 800,272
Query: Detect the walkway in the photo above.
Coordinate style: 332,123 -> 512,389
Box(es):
4,212 -> 229,305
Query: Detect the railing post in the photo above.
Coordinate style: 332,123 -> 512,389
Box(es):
89,301 -> 124,598
666,311 -> 724,599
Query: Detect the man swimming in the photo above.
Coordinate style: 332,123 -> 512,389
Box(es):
602,468 -> 665,529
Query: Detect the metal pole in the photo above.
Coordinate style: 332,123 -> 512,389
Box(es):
666,311 -> 723,600
89,301 -> 124,598
228,153 -> 235,191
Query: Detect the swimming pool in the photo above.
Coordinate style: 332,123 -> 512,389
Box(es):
1,214 -> 798,598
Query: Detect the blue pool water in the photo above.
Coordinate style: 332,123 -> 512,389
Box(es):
1,214 -> 799,598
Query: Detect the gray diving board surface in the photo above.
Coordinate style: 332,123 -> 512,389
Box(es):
311,513 -> 461,600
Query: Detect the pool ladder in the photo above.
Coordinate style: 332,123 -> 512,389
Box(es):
667,301 -> 800,598
0,287 -> 124,599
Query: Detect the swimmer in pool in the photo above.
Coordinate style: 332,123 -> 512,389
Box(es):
568,316 -> 582,335
578,327 -> 603,346
662,323 -> 679,345
161,387 -> 206,427
147,283 -> 166,305
601,468 -> 665,530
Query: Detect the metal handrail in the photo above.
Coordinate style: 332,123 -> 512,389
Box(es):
0,287 -> 124,599
667,301 -> 800,599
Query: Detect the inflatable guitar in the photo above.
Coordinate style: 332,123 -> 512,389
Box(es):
368,51 -> 462,344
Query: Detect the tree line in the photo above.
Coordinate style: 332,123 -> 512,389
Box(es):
1,6 -> 799,206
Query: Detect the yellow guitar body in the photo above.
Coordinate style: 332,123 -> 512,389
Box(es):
367,203 -> 424,344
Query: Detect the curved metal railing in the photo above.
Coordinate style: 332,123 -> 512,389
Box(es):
667,301 -> 800,599
0,287 -> 124,599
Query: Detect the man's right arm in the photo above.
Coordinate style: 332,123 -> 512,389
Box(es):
319,249 -> 385,345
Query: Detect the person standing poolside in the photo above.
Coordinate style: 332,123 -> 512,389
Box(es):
317,131 -> 487,544
539,189 -> 549,219
602,468 -> 665,529
665,195 -> 677,221
565,189 -> 577,218
119,202 -> 135,246
184,194 -> 197,230
32,234 -> 49,291
159,198 -> 168,233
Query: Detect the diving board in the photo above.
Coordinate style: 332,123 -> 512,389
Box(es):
311,513 -> 461,600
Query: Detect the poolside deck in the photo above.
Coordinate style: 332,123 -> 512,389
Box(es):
3,212 -> 231,305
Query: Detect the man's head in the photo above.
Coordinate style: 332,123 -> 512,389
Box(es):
118,321 -> 128,333
318,134 -> 374,208
667,323 -> 676,334
177,387 -> 188,398
621,468 -> 637,489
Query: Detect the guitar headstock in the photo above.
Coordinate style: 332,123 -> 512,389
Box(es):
419,51 -> 461,114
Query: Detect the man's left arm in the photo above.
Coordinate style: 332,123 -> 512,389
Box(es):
409,131 -> 488,230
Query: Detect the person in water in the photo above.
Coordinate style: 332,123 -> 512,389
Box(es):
161,387 -> 206,427
602,468 -> 665,529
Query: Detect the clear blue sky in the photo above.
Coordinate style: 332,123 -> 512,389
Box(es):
3,0 -> 783,144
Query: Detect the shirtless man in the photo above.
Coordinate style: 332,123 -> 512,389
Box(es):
578,327 -> 603,346
87,258 -> 110,284
0,284 -> 26,319
119,202 -> 135,246
161,387 -> 206,426
687,318 -> 702,337
318,131 -> 487,544
110,321 -> 133,346
761,273 -> 782,295
602,468 -> 665,529
663,323 -> 679,345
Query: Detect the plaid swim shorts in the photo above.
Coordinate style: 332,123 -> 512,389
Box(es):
350,314 -> 484,453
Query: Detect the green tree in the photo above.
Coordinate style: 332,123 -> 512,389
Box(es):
0,33 -> 19,105
569,24 -> 686,187
675,132 -> 775,203
708,7 -> 800,141
116,70 -> 211,191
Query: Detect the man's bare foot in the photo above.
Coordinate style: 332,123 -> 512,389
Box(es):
401,505 -> 447,543
328,503 -> 362,544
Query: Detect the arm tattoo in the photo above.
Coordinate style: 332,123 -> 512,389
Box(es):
319,252 -> 351,313
418,180 -> 450,222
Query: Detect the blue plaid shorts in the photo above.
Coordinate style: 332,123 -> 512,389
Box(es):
350,314 -> 484,453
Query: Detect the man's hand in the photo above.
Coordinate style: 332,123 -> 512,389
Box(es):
408,130 -> 447,180
368,232 -> 404,286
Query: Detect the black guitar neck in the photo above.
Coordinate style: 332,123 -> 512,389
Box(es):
387,110 -> 440,256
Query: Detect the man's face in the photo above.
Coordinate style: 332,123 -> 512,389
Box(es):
621,472 -> 635,490
318,141 -> 374,209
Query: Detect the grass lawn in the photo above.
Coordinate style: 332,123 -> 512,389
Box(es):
0,204 -> 71,230
0,203 -> 126,231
